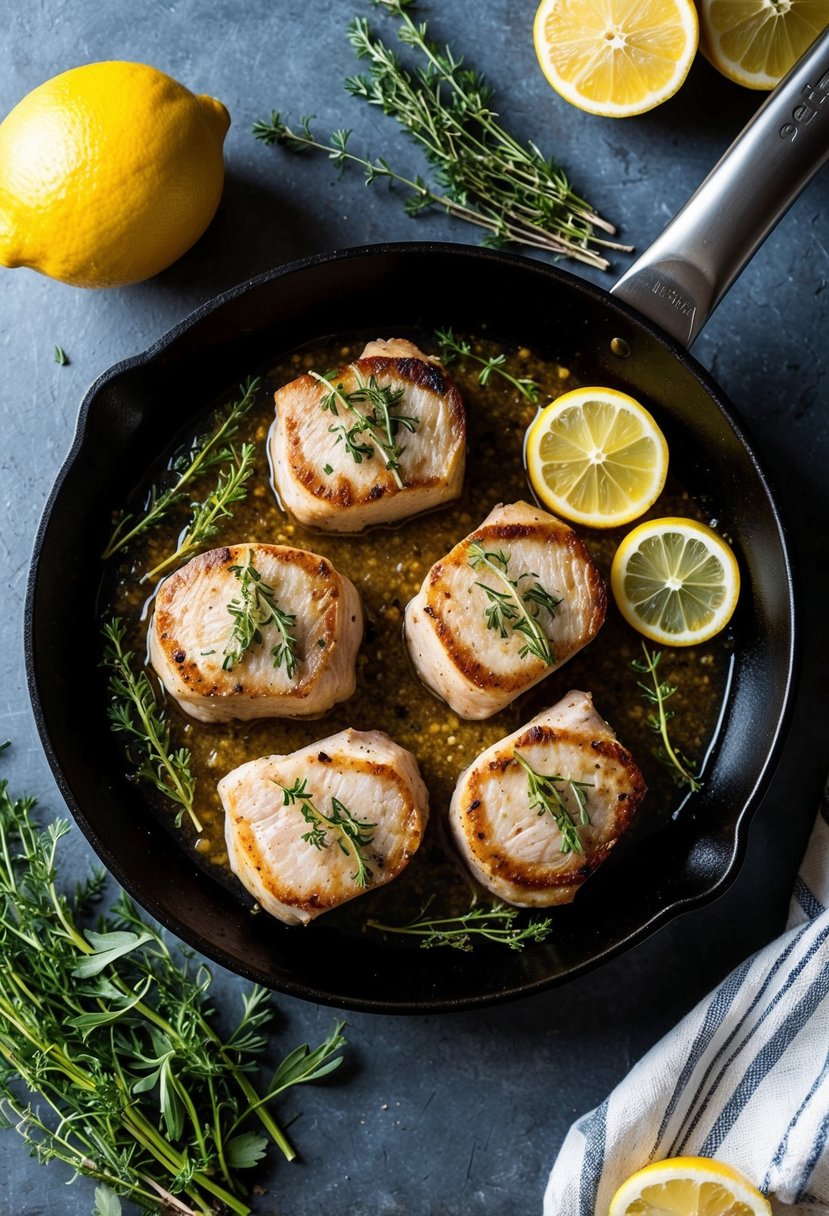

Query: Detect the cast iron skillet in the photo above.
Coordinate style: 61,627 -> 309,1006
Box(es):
26,34 -> 829,1012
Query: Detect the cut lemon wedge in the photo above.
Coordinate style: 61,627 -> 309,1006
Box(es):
611,517 -> 740,645
699,0 -> 829,90
609,1155 -> 772,1216
525,387 -> 669,528
533,0 -> 699,117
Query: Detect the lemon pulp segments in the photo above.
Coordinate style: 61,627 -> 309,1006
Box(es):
533,0 -> 699,117
611,518 -> 740,645
700,0 -> 829,90
609,1156 -> 772,1216
526,387 -> 668,528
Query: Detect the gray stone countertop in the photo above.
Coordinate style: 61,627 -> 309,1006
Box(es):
1,2 -> 828,1214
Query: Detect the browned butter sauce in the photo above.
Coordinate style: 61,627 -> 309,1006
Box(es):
108,335 -> 731,931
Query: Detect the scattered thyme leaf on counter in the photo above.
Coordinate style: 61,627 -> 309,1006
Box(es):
102,376 -> 260,560
367,899 -> 553,951
144,441 -> 256,581
514,752 -> 592,855
53,344 -> 69,365
435,328 -> 541,403
277,776 -> 376,887
102,616 -> 201,832
632,643 -> 703,792
311,367 -> 418,488
0,744 -> 348,1216
253,0 -> 629,269
467,542 -> 560,665
223,551 -> 299,677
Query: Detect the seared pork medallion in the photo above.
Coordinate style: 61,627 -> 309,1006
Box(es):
149,542 -> 362,723
269,337 -> 466,532
449,691 -> 646,906
219,729 -> 429,925
404,501 -> 606,719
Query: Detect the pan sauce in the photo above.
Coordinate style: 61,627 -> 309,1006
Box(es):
108,336 -> 732,927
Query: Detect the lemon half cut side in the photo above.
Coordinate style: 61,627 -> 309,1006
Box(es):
525,386 -> 669,529
533,0 -> 699,117
699,0 -> 829,90
611,517 -> 741,646
609,1155 -> 773,1216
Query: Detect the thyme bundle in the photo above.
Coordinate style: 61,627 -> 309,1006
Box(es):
254,0 -> 628,269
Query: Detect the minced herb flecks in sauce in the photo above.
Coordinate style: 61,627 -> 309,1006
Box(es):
105,334 -> 732,934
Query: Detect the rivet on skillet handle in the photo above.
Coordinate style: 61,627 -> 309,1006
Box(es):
611,26 -> 829,349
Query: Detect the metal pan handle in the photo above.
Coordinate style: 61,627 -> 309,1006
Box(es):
611,26 -> 829,348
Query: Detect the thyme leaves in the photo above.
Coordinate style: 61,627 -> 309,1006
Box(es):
277,777 -> 376,888
467,542 -> 560,665
514,752 -> 593,855
102,377 -> 259,561
368,899 -> 553,951
632,643 -> 703,792
311,367 -> 418,488
222,552 -> 299,678
435,328 -> 541,403
102,618 -> 200,833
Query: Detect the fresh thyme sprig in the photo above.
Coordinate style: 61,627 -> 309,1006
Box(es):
514,752 -> 593,855
632,643 -> 703,793
467,541 -> 560,665
102,378 -> 260,561
311,367 -> 418,488
222,552 -> 299,678
434,328 -> 541,404
367,898 -> 553,951
253,1 -> 628,269
0,749 -> 347,1215
102,618 -> 201,833
144,442 -> 256,581
278,777 -> 376,888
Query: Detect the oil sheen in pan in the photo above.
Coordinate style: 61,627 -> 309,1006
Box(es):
104,333 -> 734,934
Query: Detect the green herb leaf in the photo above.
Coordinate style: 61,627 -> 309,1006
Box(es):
514,752 -> 593,855
467,541 -> 560,665
72,929 -> 155,978
53,345 -> 69,366
225,1132 -> 269,1169
93,1186 -> 122,1216
632,643 -> 702,792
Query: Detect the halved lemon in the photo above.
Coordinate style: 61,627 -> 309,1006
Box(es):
699,0 -> 829,90
525,387 -> 669,528
609,1155 -> 772,1215
533,0 -> 699,117
611,517 -> 741,645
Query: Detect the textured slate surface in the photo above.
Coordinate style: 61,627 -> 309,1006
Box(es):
1,2 -> 828,1214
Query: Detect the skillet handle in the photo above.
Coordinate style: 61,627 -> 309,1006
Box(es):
611,26 -> 829,348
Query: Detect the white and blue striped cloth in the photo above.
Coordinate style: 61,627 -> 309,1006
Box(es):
545,789 -> 829,1215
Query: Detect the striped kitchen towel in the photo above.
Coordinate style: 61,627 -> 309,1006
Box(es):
544,787 -> 829,1215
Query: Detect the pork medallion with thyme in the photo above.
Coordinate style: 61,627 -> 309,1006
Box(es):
219,729 -> 430,925
449,691 -> 646,907
269,338 -> 466,532
404,501 -> 606,719
149,542 -> 362,723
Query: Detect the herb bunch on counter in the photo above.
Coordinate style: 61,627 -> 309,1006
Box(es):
0,746 -> 346,1216
254,0 -> 629,269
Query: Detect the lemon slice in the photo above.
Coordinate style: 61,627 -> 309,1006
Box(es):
699,0 -> 829,90
609,1155 -> 772,1216
525,387 -> 669,528
611,517 -> 741,645
533,0 -> 699,117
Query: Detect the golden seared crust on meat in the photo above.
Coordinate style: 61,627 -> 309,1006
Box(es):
219,729 -> 429,925
448,691 -> 646,907
269,338 -> 466,532
404,502 -> 606,719
149,543 -> 362,724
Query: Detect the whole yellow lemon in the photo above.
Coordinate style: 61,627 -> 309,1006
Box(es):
0,61 -> 230,288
